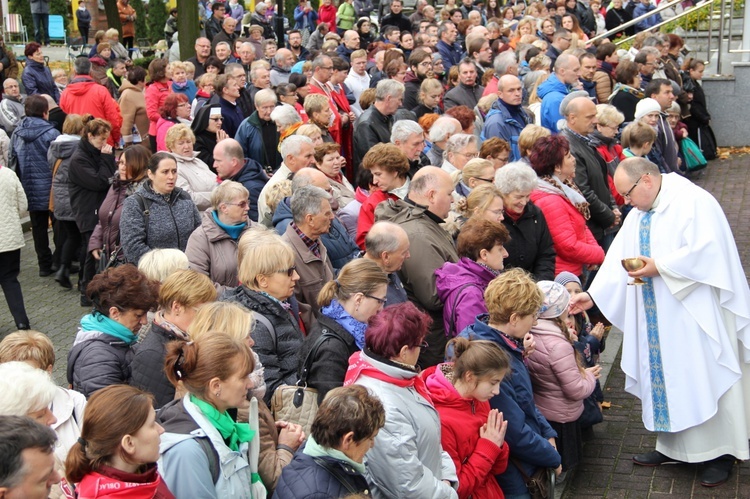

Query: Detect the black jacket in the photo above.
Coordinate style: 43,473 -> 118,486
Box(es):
129,321 -> 182,409
353,105 -> 393,169
273,448 -> 371,499
192,104 -> 220,172
67,328 -> 132,398
502,201 -> 557,282
68,138 -> 117,233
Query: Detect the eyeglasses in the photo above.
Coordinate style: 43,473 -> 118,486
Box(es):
623,174 -> 647,199
225,201 -> 249,208
418,339 -> 429,349
456,151 -> 479,159
475,177 -> 494,183
209,117 -> 224,122
321,66 -> 334,70
275,266 -> 297,276
364,294 -> 387,306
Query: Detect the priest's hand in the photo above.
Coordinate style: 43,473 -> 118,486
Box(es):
628,256 -> 659,278
569,292 -> 594,314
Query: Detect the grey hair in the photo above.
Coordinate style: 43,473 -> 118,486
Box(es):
366,222 -> 407,256
290,185 -> 331,223
223,16 -> 237,26
211,180 -> 249,210
641,36 -> 664,48
224,62 -> 244,76
51,68 -> 67,78
429,117 -> 460,143
390,120 -> 423,144
444,133 -> 477,155
560,90 -> 591,117
554,53 -> 578,73
0,362 -> 57,417
215,41 -> 231,52
493,51 -> 518,75
375,79 -> 405,101
437,21 -> 455,39
639,46 -> 661,59
486,21 -> 500,31
311,55 -> 332,72
254,88 -> 277,107
74,56 -> 91,75
250,62 -> 270,81
0,416 -> 57,490
494,161 -> 538,195
270,104 -> 301,127
280,135 -> 314,160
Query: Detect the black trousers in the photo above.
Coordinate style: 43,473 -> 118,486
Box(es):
79,230 -> 96,296
29,210 -> 53,272
59,220 -> 82,268
0,249 -> 29,327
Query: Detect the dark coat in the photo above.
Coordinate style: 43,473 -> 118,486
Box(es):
608,85 -> 642,122
220,286 -> 304,406
273,449 -> 371,499
379,12 -> 412,33
68,138 -> 117,233
88,177 -> 144,258
9,116 -> 60,211
49,135 -> 81,221
481,99 -> 533,161
192,104 -> 219,171
227,157 -> 269,223
235,111 -> 281,172
67,328 -> 132,398
402,72 -> 423,112
443,83 -> 484,111
298,314 -> 358,404
129,321 -> 181,409
353,105 -> 393,169
21,59 -> 60,103
605,7 -> 634,39
501,201 -> 556,282
219,96 -> 245,138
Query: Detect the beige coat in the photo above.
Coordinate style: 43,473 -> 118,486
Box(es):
173,152 -> 217,211
0,165 -> 27,252
593,70 -> 614,105
118,80 -> 150,149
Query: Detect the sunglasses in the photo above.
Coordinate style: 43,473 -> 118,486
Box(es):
275,266 -> 297,277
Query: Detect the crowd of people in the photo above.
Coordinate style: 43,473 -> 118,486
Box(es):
0,0 -> 748,497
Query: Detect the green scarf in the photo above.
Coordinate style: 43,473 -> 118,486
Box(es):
190,395 -> 255,452
302,435 -> 367,474
80,312 -> 138,345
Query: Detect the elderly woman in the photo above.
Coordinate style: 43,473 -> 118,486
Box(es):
437,218 -> 510,338
165,124 -> 217,210
518,124 -> 551,161
67,265 -> 159,397
145,58 -> 173,151
495,161 -> 556,281
271,103 -> 303,145
356,143 -> 411,249
105,27 -> 129,59
137,248 -> 190,283
156,93 -> 192,152
593,104 -> 627,206
274,386 -> 386,498
21,43 -> 59,102
192,104 -> 229,172
345,302 -> 460,498
191,73 -> 217,118
301,259 -> 388,402
186,180 -> 254,291
129,269 -> 217,408
314,142 -> 355,208
119,152 -> 202,264
220,227 -> 305,405
235,88 -> 281,171
480,137 -> 511,171
441,133 -> 479,174
169,61 -> 197,102
529,136 -> 604,278
304,93 -> 335,143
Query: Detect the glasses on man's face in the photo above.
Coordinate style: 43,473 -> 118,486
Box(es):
275,266 -> 297,277
623,174 -> 647,199
457,151 -> 479,159
364,294 -> 387,306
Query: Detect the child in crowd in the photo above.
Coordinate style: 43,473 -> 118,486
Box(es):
621,120 -> 656,158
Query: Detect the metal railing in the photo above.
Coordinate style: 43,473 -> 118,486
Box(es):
588,0 -> 686,44
611,0 -> 714,47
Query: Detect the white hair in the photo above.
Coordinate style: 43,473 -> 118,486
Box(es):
390,120 -> 423,144
254,88 -> 277,107
270,103 -> 301,128
429,117 -> 461,143
0,362 -> 57,417
375,79 -> 405,101
494,161 -> 538,195
280,134 -> 313,159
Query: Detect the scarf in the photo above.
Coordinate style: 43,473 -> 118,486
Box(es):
278,122 -> 302,151
303,435 -> 367,474
321,299 -> 367,349
80,312 -> 138,345
173,80 -> 188,90
537,175 -> 591,220
153,311 -> 189,341
344,351 -> 433,404
609,82 -> 644,102
211,210 -> 247,240
189,395 -> 255,452
476,261 -> 501,277
71,464 -> 174,499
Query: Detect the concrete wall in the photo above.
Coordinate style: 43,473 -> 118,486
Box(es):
702,63 -> 750,147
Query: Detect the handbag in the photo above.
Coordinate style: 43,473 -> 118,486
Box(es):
96,245 -> 123,274
512,458 -> 555,499
680,136 -> 708,171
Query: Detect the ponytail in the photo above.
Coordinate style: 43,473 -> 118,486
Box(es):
447,337 -> 510,383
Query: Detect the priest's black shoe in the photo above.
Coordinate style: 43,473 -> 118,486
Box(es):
632,451 -> 682,466
700,455 -> 735,487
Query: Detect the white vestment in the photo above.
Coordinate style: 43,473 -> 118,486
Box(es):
589,173 -> 750,462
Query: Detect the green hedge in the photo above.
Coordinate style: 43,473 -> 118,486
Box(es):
9,0 -> 70,41
662,0 -> 745,32
146,0 -> 169,44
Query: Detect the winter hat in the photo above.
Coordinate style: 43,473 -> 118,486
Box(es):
635,98 -> 662,120
96,42 -> 111,55
554,271 -> 581,289
537,281 -> 571,319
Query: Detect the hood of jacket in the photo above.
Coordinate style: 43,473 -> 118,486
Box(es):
231,157 -> 268,185
272,196 -> 293,228
354,187 -> 369,204
64,76 -> 99,97
119,78 -> 142,95
423,363 -> 475,412
13,116 -> 56,142
463,314 -> 523,354
49,134 -> 82,159
157,398 -> 200,434
435,257 -> 496,304
376,198 -> 440,226
404,69 -> 422,84
537,73 -> 568,99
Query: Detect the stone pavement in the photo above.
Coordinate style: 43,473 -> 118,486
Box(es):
0,154 -> 749,497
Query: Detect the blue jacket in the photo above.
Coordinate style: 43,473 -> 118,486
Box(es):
273,448 -> 371,499
293,5 -> 318,30
538,73 -> 569,133
228,158 -> 268,222
460,315 -> 561,496
481,98 -> 532,161
21,60 -> 60,103
273,197 -> 359,272
437,40 -> 462,72
10,116 -> 60,211
219,96 -> 245,138
633,3 -> 661,31
172,80 -> 197,102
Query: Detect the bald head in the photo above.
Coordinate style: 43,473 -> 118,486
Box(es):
566,97 -> 598,135
409,166 -> 454,219
292,167 -> 339,211
555,53 -> 581,85
497,74 -> 523,106
365,221 -> 411,272
343,30 -> 361,49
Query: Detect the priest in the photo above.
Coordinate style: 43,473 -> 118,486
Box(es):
570,157 -> 750,487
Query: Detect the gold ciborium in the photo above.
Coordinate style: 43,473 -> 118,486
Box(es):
621,258 -> 646,285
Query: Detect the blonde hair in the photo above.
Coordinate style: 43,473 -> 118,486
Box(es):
190,301 -> 254,343
296,124 -> 322,141
168,61 -> 187,73
0,330 -> 56,369
304,93 -> 330,116
484,268 -> 544,324
518,124 -> 551,157
477,94 -> 499,115
62,114 -> 86,136
183,61 -> 195,74
211,180 -> 249,210
237,226 -> 295,287
105,28 -> 119,39
165,123 -> 195,151
596,103 -> 625,127
460,158 -> 494,184
266,179 -> 292,215
196,73 -> 217,89
464,183 -> 503,218
137,248 -> 190,282
317,259 -> 388,307
157,269 -> 217,310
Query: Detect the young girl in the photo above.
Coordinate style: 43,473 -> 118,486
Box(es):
526,281 -> 600,481
425,338 -> 511,499
621,120 -> 656,159
63,385 -> 174,498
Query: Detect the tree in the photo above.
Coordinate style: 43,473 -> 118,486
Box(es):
177,0 -> 199,61
131,0 -> 148,43
102,0 -> 123,36
146,0 -> 169,44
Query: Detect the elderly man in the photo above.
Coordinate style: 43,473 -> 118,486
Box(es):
345,49 -> 370,117
402,48 -> 433,111
482,51 -> 519,97
248,60 -> 271,109
561,97 -> 619,247
426,116 -> 462,167
309,55 -> 345,145
270,48 -> 295,87
409,0 -> 428,25
257,135 -> 316,223
187,37 -> 212,79
644,78 -> 681,175
546,28 -> 573,68
214,74 -> 243,138
224,62 -> 252,118
273,167 -> 360,271
353,79 -> 404,170
282,185 -> 336,330
235,88 -> 281,174
363,221 -> 410,305
573,157 -> 750,488
436,21 -> 461,71
212,16 -> 238,54
441,133 -> 478,174
0,79 -> 25,133
391,119 -> 429,176
205,1 -> 225,42
538,53 -> 581,133
212,138 -> 268,222
482,74 -> 532,161
336,30 -> 360,63
0,416 -> 60,499
375,166 -> 458,367
287,29 -> 311,62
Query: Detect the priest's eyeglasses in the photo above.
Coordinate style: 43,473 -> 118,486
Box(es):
623,174 -> 647,200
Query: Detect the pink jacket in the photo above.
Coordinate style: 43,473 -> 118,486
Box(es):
530,189 -> 604,276
525,319 -> 596,423
145,80 -> 172,136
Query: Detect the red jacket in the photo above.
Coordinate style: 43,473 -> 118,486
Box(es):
317,4 -> 337,27
595,142 -> 625,205
59,76 -> 123,147
530,189 -> 604,276
356,189 -> 397,249
64,464 -> 174,499
145,80 -> 172,136
424,364 -> 509,499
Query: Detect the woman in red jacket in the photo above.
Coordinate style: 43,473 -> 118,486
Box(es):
317,0 -> 337,30
145,58 -> 173,152
424,337 -> 511,499
528,136 -> 604,278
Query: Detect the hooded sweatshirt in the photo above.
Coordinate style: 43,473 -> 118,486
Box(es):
435,257 -> 497,338
537,73 -> 569,132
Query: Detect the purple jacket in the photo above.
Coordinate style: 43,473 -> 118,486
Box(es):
435,257 -> 497,338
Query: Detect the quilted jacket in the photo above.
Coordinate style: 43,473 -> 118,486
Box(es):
21,59 -> 60,102
48,134 -> 81,221
273,449 -> 371,499
10,116 -> 60,211
0,165 -> 27,252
